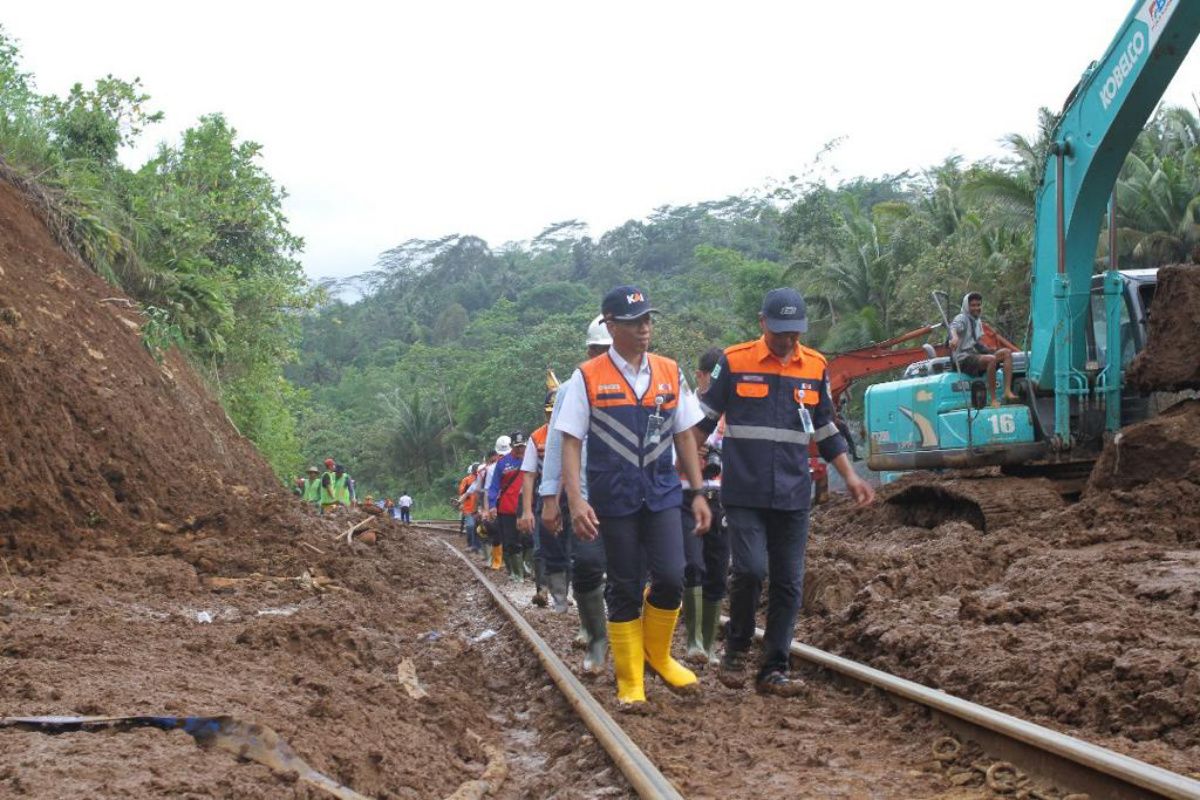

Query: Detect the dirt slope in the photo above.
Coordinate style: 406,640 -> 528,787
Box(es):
0,175 -> 279,564
800,403 -> 1200,774
1127,264 -> 1200,391
0,173 -> 632,798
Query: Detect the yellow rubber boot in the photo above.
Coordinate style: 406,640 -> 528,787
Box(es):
643,601 -> 699,694
607,619 -> 646,707
490,545 -> 503,570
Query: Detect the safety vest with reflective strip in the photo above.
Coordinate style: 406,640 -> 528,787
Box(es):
705,338 -> 842,510
580,352 -> 683,517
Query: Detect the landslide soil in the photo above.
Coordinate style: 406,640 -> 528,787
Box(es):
1127,263 -> 1200,391
466,536 -> 1068,800
0,172 -> 629,798
798,400 -> 1200,776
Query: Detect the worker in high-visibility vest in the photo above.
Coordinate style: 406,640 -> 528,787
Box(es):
557,286 -> 712,711
301,466 -> 321,504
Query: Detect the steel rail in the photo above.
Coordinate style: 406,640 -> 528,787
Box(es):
442,540 -> 684,800
738,619 -> 1200,800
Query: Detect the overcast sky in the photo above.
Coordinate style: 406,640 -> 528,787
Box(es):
5,1 -> 1200,282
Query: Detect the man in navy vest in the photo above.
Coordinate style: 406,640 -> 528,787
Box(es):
556,285 -> 711,711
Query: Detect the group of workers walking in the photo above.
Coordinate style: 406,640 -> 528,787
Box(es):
458,284 -> 875,711
294,460 -> 414,520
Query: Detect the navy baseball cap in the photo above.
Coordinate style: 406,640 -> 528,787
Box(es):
602,285 -> 658,321
761,288 -> 808,333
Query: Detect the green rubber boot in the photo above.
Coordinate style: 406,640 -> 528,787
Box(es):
576,586 -> 608,674
700,598 -> 723,665
683,586 -> 707,665
505,552 -> 523,582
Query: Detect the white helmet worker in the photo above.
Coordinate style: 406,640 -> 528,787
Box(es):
586,314 -> 613,347
494,435 -> 513,455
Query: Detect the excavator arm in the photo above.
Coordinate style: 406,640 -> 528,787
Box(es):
1028,0 -> 1200,443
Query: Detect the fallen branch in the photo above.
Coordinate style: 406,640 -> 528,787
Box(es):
1,555 -> 18,597
204,572 -> 346,593
337,517 -> 375,545
441,729 -> 509,800
98,297 -> 135,308
299,541 -> 325,555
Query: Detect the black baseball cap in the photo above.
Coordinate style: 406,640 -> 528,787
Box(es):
510,431 -> 528,447
761,288 -> 808,333
602,285 -> 658,321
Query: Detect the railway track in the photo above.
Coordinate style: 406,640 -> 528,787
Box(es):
411,520 -> 1200,800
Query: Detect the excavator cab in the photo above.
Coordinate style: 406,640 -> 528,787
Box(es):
866,271 -> 1160,477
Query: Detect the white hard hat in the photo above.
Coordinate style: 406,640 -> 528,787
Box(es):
494,435 -> 512,455
586,314 -> 613,347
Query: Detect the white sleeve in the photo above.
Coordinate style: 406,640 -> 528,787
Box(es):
552,370 -> 590,440
671,370 -> 704,434
520,441 -> 540,473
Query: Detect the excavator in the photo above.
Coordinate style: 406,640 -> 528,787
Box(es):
807,321 -> 1015,502
861,0 -> 1200,531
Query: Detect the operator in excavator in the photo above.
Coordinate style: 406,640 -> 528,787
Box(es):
949,292 -> 1018,407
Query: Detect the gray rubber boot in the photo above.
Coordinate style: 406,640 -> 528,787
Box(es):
682,586 -> 707,665
700,598 -> 722,665
547,572 -> 569,613
576,586 -> 609,674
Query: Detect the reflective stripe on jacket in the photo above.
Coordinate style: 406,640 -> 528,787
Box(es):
698,337 -> 847,511
580,351 -> 683,517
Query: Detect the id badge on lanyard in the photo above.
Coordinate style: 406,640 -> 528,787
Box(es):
798,389 -> 815,435
646,396 -> 667,446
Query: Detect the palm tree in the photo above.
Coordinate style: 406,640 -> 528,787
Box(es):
377,388 -> 449,484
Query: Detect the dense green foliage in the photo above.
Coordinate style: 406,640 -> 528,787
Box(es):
5,27 -> 1198,506
0,28 -> 316,476
294,106 -> 1200,507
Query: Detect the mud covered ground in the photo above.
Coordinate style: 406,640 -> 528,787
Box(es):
0,510 -> 633,798
798,400 -> 1200,778
446,535 -> 1081,800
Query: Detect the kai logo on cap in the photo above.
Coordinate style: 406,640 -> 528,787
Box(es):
781,306 -> 798,315
626,291 -> 645,304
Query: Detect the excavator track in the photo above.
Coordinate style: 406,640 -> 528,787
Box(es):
885,472 -> 1067,534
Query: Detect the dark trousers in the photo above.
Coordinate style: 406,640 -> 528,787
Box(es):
562,506 -> 606,595
681,492 -> 730,602
499,514 -> 520,556
600,506 -> 684,623
539,519 -> 571,574
725,506 -> 810,679
400,507 -> 412,523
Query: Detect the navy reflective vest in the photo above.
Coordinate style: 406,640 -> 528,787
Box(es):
579,352 -> 682,516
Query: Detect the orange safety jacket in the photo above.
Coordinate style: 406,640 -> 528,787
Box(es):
458,474 -> 478,514
697,337 -> 846,511
579,352 -> 683,517
531,424 -> 549,461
